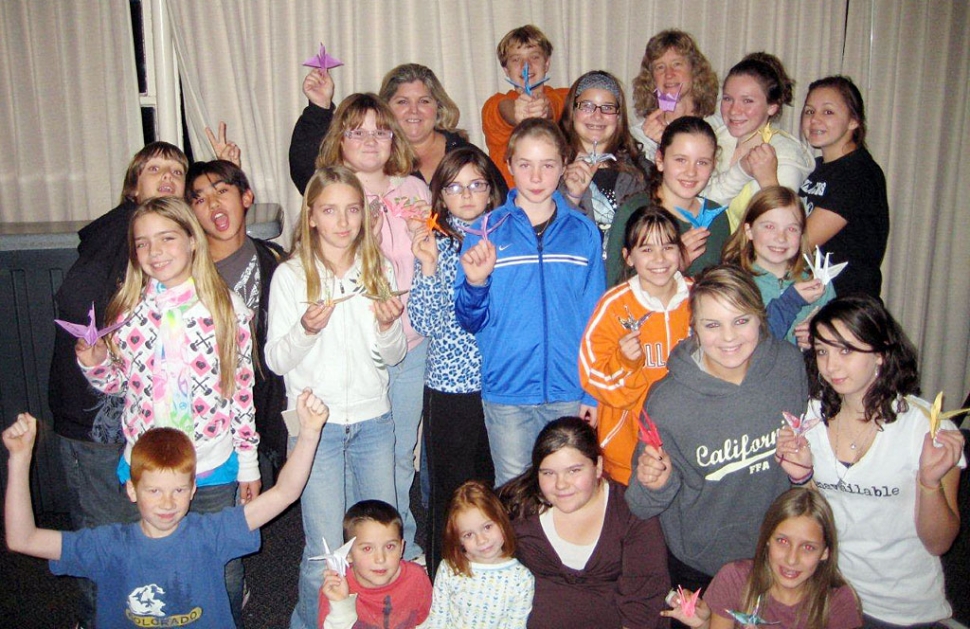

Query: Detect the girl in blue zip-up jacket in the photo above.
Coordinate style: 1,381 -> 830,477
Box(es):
455,118 -> 606,485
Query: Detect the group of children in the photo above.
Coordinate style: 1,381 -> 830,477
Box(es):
3,20 -> 963,629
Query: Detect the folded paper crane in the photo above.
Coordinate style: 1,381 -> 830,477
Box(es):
656,86 -> 681,113
677,203 -> 728,229
803,246 -> 847,286
460,212 -> 510,243
55,303 -> 128,346
919,392 -> 970,441
506,62 -> 549,96
759,122 -> 776,144
637,410 -> 663,449
725,609 -> 780,626
309,536 -> 355,576
618,305 -> 650,332
424,212 -> 446,235
580,140 -> 617,166
303,43 -> 343,71
782,411 -> 820,437
669,586 -> 702,618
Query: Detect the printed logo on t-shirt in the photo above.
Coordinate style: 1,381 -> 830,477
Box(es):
125,584 -> 202,626
695,427 -> 777,481
799,180 -> 827,215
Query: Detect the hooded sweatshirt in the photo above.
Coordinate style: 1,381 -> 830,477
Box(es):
624,334 -> 807,576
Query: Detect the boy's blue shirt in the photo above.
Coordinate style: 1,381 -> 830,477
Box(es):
51,506 -> 259,629
454,190 -> 605,406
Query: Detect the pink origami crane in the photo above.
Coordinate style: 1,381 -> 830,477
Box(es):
55,303 -> 128,346
460,212 -> 510,243
782,411 -> 820,437
637,410 -> 663,449
678,586 -> 701,617
303,43 -> 344,71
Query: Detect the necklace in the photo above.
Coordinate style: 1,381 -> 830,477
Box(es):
832,414 -> 878,485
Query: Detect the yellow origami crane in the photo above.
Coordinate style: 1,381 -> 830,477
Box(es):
920,392 -> 970,440
759,122 -> 776,144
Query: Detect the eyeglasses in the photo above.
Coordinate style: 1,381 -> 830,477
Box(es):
575,101 -> 620,116
343,129 -> 394,141
442,180 -> 490,196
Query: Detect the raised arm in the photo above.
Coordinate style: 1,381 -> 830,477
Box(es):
915,429 -> 964,555
244,389 -> 329,530
3,414 -> 62,560
289,69 -> 336,194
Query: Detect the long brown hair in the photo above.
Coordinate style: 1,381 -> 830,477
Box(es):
443,481 -> 517,577
631,30 -> 719,118
289,166 -> 390,302
499,417 -> 603,520
315,93 -> 416,177
429,148 -> 504,247
106,197 -> 239,396
558,70 -> 643,182
721,186 -> 809,277
742,488 -> 857,629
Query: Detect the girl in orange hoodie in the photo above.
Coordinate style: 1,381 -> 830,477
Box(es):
579,205 -> 691,483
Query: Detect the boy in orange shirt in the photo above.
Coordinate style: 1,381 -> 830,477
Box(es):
481,25 -> 570,187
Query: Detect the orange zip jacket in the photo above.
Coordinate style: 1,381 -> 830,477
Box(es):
578,274 -> 692,484
481,87 -> 570,188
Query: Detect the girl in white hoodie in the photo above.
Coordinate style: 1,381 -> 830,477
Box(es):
266,165 -> 407,629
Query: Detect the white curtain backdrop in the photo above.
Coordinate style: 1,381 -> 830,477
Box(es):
843,0 -> 970,409
0,0 -> 142,223
3,0 -> 967,401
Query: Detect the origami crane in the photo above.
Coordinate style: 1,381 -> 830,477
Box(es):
506,62 -> 549,96
302,292 -> 358,308
303,43 -> 344,71
55,303 -> 129,346
460,212 -> 510,243
656,86 -> 681,112
309,536 -> 355,577
677,203 -> 728,229
678,586 -> 701,617
759,122 -> 776,144
782,411 -> 820,437
725,609 -> 780,626
618,305 -> 650,332
803,246 -> 847,286
387,195 -> 428,220
919,392 -> 970,441
424,212 -> 446,235
579,140 -> 617,166
363,284 -> 409,301
637,410 -> 663,449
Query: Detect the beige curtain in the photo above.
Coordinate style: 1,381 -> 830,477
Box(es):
843,0 -> 970,410
0,0 -> 142,223
166,0 -> 845,246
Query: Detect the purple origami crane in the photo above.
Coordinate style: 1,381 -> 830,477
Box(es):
303,43 -> 344,71
656,86 -> 681,112
460,212 -> 510,243
55,303 -> 128,346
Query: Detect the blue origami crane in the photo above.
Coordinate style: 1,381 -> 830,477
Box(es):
677,203 -> 728,229
460,212 -> 510,243
506,62 -> 549,96
303,43 -> 344,70
725,609 -> 780,626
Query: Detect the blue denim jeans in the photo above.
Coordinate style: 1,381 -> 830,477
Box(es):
289,412 -> 396,629
58,435 -> 139,628
483,400 -> 581,486
388,338 -> 427,559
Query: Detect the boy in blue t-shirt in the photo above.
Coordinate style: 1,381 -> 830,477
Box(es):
3,389 -> 328,629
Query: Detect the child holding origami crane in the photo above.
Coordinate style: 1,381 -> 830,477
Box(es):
705,52 -> 815,232
481,24 -> 570,188
776,295 -> 966,627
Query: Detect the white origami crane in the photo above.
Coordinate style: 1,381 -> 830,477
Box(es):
803,246 -> 847,286
309,536 -> 356,576
580,140 -> 617,166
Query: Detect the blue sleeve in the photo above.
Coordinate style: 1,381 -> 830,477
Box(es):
766,285 -> 807,339
453,232 -> 490,334
580,226 -> 607,406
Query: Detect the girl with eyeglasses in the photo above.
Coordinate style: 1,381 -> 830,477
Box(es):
407,147 -> 504,579
559,70 -> 649,253
316,93 -> 432,568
